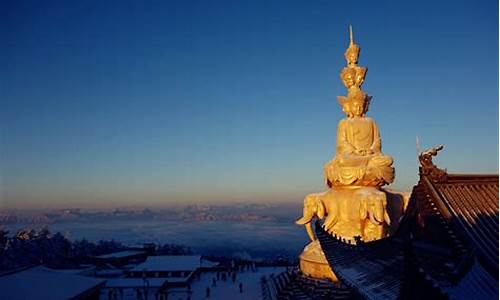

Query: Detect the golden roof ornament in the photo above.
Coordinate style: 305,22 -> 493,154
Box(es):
419,145 -> 448,182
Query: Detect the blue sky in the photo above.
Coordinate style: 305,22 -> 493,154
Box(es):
1,0 -> 498,209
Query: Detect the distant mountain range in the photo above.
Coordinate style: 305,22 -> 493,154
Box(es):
0,203 -> 299,225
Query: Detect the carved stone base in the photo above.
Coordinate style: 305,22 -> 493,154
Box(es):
299,240 -> 338,282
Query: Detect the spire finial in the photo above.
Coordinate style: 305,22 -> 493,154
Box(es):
349,25 -> 354,46
343,25 -> 361,68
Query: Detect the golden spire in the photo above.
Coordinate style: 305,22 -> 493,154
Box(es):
340,25 -> 369,116
344,25 -> 360,66
349,24 -> 354,47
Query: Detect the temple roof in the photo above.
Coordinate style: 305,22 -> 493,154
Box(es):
316,194 -> 499,300
419,174 -> 499,274
0,266 -> 105,300
94,250 -> 146,259
315,222 -> 407,300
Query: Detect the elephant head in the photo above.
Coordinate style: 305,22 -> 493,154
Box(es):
296,193 -> 326,241
359,191 -> 391,226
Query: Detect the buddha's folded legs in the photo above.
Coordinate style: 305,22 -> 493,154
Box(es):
366,154 -> 393,167
332,154 -> 370,167
324,153 -> 395,187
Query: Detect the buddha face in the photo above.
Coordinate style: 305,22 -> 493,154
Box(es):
341,68 -> 356,88
342,102 -> 352,117
344,46 -> 360,65
351,100 -> 364,117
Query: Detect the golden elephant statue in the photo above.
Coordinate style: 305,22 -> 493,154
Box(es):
357,188 -> 391,241
297,187 -> 408,242
296,192 -> 327,241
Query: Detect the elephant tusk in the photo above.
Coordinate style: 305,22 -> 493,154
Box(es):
359,207 -> 367,220
323,212 -> 339,230
374,208 -> 384,223
296,215 -> 312,225
369,211 -> 380,225
384,211 -> 391,225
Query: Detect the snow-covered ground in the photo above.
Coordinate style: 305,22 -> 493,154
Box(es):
100,267 -> 286,300
188,267 -> 285,300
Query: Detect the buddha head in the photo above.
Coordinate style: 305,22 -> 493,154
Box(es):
340,67 -> 356,89
351,99 -> 364,117
344,45 -> 360,66
347,87 -> 368,117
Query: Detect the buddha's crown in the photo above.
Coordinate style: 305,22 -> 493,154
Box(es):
338,25 -> 372,117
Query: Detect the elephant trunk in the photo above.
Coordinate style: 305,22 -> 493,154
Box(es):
296,207 -> 317,241
296,206 -> 315,225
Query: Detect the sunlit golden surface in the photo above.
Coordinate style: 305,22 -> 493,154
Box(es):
296,26 -> 409,281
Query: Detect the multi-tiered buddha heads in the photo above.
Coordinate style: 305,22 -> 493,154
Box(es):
338,25 -> 370,118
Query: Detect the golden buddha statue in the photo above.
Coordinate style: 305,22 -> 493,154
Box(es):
324,26 -> 394,187
295,26 -> 409,282
324,88 -> 394,187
